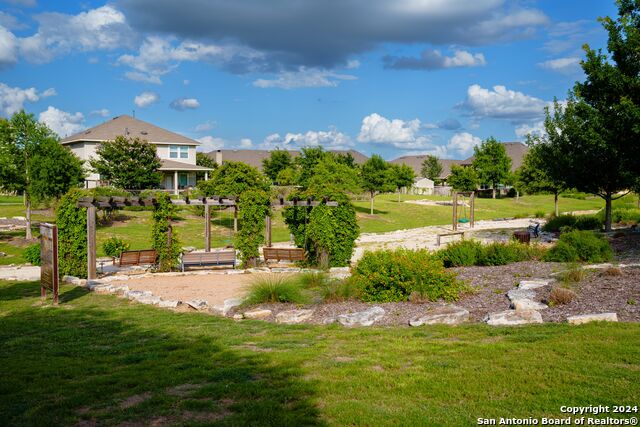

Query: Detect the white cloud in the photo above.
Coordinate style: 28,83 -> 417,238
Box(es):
253,67 -> 357,89
194,120 -> 215,132
19,5 -> 134,64
515,121 -> 546,139
0,26 -> 18,68
240,138 -> 253,148
262,127 -> 352,150
90,108 -> 110,117
538,56 -> 581,74
133,91 -> 159,108
384,49 -> 486,70
357,113 -> 431,149
38,106 -> 85,137
196,135 -> 225,151
3,0 -> 37,6
0,82 -> 55,116
446,132 -> 482,157
461,84 -> 549,122
0,12 -> 26,31
170,97 -> 200,111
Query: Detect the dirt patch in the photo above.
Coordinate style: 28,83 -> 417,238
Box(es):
119,392 -> 152,409
166,383 -> 204,397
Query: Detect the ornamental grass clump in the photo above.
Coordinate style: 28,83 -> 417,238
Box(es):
352,248 -> 464,303
243,275 -> 310,305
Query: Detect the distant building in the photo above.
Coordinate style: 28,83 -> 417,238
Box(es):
60,115 -> 213,194
207,149 -> 369,169
411,177 -> 435,195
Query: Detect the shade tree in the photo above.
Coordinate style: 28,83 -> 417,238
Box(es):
421,155 -> 443,183
361,154 -> 395,214
472,137 -> 512,199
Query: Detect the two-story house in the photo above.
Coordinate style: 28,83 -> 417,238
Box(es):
60,115 -> 213,194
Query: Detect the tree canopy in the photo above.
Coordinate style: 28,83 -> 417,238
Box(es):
262,149 -> 293,183
198,161 -> 270,197
195,152 -> 217,180
89,136 -> 162,190
448,165 -> 479,192
389,163 -> 415,201
361,154 -> 394,214
421,155 -> 443,182
472,138 -> 511,198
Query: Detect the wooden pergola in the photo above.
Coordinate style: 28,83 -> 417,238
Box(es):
77,195 -> 338,279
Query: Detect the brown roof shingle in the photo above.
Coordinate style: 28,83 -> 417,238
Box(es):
60,115 -> 199,146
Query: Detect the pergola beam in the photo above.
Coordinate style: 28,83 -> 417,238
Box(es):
76,195 -> 338,209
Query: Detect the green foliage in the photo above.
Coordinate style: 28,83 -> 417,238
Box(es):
479,242 -> 533,266
421,155 -> 443,182
560,191 -> 588,200
89,136 -> 162,190
275,167 -> 299,186
438,240 -> 484,267
56,189 -> 87,278
352,248 -> 463,303
472,137 -> 512,197
195,152 -> 217,180
307,156 -> 361,194
23,244 -> 41,266
603,208 -> 640,224
361,154 -> 393,195
235,189 -> 270,267
295,147 -> 327,187
262,149 -> 293,183
28,138 -> 84,202
319,279 -> 361,302
448,165 -> 479,192
151,192 -> 181,272
543,215 -> 602,232
102,237 -> 130,258
388,163 -> 415,192
198,161 -> 269,197
243,275 -> 310,305
283,190 -> 359,268
544,230 -> 612,263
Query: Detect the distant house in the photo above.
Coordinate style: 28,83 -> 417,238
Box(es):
60,115 -> 213,194
208,149 -> 369,169
411,177 -> 434,195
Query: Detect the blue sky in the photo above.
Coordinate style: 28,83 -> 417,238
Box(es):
0,0 -> 616,160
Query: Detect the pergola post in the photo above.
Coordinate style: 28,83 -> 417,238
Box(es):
265,215 -> 272,247
233,207 -> 238,232
470,191 -> 475,228
173,171 -> 179,195
204,171 -> 209,181
452,192 -> 458,232
87,206 -> 96,280
204,204 -> 211,252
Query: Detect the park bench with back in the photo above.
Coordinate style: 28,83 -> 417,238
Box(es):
263,247 -> 306,263
117,249 -> 158,267
181,250 -> 236,271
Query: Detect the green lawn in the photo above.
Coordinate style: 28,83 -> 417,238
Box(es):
0,281 -> 638,426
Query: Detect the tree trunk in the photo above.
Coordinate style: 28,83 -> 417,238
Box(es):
516,190 -> 520,201
492,185 -> 496,199
25,193 -> 32,240
370,192 -> 375,215
554,192 -> 559,217
318,247 -> 329,270
604,192 -> 613,232
398,190 -> 401,203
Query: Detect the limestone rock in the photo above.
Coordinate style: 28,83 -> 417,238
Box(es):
137,295 -> 161,305
329,267 -> 351,280
567,313 -> 618,325
209,298 -> 243,316
243,308 -> 272,320
409,306 -> 469,326
507,288 -> 536,301
158,300 -> 180,308
337,306 -> 385,327
186,299 -> 208,310
111,285 -> 129,295
232,314 -> 244,320
519,279 -> 552,290
511,299 -> 548,311
275,309 -> 315,324
485,309 -> 543,326
126,290 -> 152,300
92,284 -> 114,294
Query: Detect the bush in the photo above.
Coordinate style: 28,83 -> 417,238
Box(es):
243,275 -> 310,305
560,191 -> 588,200
320,279 -> 360,302
479,242 -> 531,266
235,189 -> 270,268
574,215 -> 602,231
438,240 -> 484,267
23,244 -> 41,266
543,215 -> 577,232
543,230 -> 612,263
543,214 -> 603,232
151,192 -> 182,272
559,263 -> 585,284
549,287 -> 576,305
352,248 -> 463,303
534,210 -> 547,219
56,189 -> 87,278
102,237 -> 130,258
605,208 -> 640,225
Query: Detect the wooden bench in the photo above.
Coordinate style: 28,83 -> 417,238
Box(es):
263,247 -> 305,263
181,250 -> 236,271
117,249 -> 158,267
436,231 -> 465,246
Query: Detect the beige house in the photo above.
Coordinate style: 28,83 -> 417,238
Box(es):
60,115 -> 213,194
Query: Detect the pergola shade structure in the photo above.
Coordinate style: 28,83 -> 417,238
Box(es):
77,196 -> 338,279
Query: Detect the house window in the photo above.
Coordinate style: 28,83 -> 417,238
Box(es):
169,145 -> 189,159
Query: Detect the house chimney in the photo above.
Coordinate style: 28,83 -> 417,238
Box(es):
215,149 -> 222,166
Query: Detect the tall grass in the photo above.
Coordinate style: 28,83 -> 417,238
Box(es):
243,275 -> 310,305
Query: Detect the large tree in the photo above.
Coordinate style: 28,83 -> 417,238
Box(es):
295,147 -> 327,187
421,155 -> 443,183
198,161 -> 270,197
541,1 -> 640,231
0,111 -> 83,239
389,163 -> 416,202
262,149 -> 293,183
472,138 -> 512,199
361,154 -> 394,214
448,165 -> 479,193
516,138 -> 567,216
307,156 -> 361,195
90,136 -> 162,190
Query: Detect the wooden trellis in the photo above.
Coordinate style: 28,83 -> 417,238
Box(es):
77,195 -> 338,279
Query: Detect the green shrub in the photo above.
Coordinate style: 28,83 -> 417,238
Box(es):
352,248 -> 463,303
543,230 -> 612,263
543,214 -> 603,232
235,189 -> 270,268
478,242 -> 531,266
574,215 -> 602,231
606,208 -> 640,224
320,279 -> 360,302
243,275 -> 310,305
543,215 -> 577,232
534,210 -> 546,218
560,192 -> 588,200
23,244 -> 41,266
102,237 -> 130,258
151,192 -> 182,272
295,272 -> 327,289
437,240 -> 484,267
56,189 -> 87,278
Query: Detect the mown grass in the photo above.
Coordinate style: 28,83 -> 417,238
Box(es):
1,280 -> 639,426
